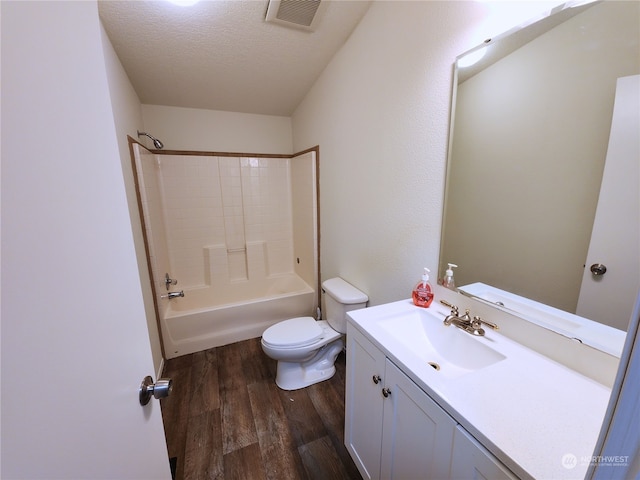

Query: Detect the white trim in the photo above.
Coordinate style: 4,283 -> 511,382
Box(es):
157,358 -> 166,380
589,291 -> 640,479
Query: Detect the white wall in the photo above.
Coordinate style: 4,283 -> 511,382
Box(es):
292,1 -> 494,305
101,24 -> 165,376
141,104 -> 293,154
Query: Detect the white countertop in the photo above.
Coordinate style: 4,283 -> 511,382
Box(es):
347,299 -> 612,480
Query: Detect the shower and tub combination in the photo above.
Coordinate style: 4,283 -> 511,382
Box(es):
132,140 -> 319,359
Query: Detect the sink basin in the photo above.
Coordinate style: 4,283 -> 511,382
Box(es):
377,309 -> 505,379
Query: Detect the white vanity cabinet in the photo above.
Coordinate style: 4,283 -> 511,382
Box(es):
345,323 -> 457,480
345,299 -> 612,480
344,323 -> 386,480
450,425 -> 519,480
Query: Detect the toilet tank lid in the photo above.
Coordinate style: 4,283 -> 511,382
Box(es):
322,277 -> 368,304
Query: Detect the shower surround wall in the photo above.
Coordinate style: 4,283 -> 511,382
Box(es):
133,144 -> 318,358
161,155 -> 294,287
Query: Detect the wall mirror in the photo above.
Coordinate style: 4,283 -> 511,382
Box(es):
440,0 -> 639,357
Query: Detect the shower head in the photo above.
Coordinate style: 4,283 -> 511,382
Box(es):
137,131 -> 164,150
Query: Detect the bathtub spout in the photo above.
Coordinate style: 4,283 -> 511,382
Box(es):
162,291 -> 184,299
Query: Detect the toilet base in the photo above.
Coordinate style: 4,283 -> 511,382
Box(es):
274,338 -> 344,390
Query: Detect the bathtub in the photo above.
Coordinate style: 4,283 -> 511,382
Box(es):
160,273 -> 316,359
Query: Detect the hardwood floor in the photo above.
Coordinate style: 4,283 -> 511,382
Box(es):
160,337 -> 363,480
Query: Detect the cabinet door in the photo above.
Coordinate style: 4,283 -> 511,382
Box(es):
450,425 -> 518,480
345,325 -> 387,480
380,360 -> 457,480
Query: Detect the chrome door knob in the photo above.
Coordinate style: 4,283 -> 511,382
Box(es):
590,263 -> 607,276
382,387 -> 392,398
139,376 -> 173,406
372,374 -> 382,384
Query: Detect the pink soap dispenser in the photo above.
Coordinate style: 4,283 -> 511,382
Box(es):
412,268 -> 434,308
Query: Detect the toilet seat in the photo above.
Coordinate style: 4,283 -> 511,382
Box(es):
262,317 -> 324,348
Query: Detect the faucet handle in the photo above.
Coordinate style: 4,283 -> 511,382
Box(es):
439,299 -> 459,315
474,315 -> 499,330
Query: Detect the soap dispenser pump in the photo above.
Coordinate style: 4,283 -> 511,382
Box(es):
412,268 -> 434,308
443,263 -> 458,290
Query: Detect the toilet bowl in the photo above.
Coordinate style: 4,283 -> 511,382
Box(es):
261,277 -> 368,390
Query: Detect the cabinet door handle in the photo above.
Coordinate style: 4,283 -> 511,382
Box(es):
382,387 -> 392,398
372,374 -> 382,384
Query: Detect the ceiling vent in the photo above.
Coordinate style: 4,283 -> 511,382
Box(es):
265,0 -> 328,32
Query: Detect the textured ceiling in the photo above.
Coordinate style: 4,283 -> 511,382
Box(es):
99,0 -> 372,116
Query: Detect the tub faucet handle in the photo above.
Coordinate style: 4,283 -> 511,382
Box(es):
161,291 -> 184,300
165,273 -> 178,290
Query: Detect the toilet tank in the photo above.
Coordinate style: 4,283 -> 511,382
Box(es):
322,277 -> 368,333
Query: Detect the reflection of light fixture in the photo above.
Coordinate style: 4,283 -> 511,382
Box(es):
475,1 -> 565,41
167,0 -> 200,6
458,47 -> 487,68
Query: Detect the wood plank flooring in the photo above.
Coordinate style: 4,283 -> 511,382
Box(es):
160,337 -> 363,480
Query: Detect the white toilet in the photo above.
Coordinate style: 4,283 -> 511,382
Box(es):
261,277 -> 368,390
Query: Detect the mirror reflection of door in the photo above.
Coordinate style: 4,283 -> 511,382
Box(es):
577,75 -> 640,330
441,1 -> 640,343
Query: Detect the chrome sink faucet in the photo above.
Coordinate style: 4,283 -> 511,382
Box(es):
440,300 -> 499,337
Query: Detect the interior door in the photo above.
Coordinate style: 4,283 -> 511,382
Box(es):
1,2 -> 171,478
576,75 -> 640,330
